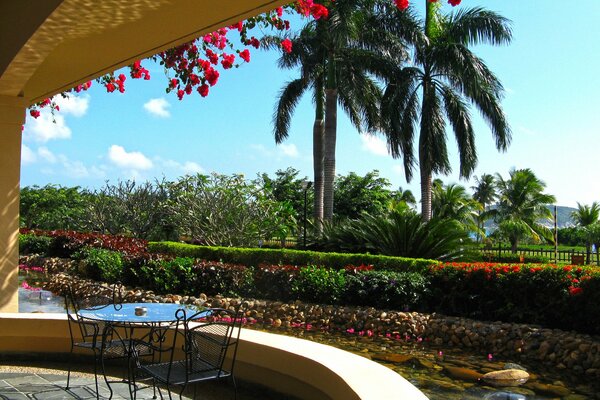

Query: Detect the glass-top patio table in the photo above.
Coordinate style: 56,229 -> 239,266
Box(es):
78,302 -> 204,324
77,303 -> 208,399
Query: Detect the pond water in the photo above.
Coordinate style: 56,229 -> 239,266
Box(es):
18,272 -> 64,313
254,327 -> 598,399
17,274 -> 597,399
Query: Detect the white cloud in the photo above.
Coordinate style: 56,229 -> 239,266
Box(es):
361,134 -> 389,156
25,112 -> 71,142
21,144 -> 36,164
55,94 -> 89,117
108,145 -> 153,170
182,161 -> 204,174
37,146 -> 57,163
143,98 -> 171,118
23,94 -> 89,143
279,143 -> 299,158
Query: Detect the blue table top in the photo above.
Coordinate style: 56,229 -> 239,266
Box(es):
78,303 -> 205,324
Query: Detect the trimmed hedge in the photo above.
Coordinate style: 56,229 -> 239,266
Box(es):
147,241 -> 438,272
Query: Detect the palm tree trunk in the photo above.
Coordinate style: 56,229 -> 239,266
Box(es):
313,84 -> 325,231
420,168 -> 432,221
323,87 -> 337,221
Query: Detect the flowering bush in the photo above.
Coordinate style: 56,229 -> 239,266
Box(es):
20,229 -> 148,257
27,0 -> 462,116
426,262 -> 598,331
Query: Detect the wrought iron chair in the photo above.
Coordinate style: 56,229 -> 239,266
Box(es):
64,282 -> 134,399
134,303 -> 246,400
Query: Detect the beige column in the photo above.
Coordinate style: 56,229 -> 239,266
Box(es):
0,95 -> 27,312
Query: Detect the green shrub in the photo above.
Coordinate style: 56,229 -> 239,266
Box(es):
292,266 -> 346,304
19,234 -> 52,255
343,270 -> 429,310
77,247 -> 123,282
148,241 -> 437,272
252,264 -> 298,302
318,209 -> 474,261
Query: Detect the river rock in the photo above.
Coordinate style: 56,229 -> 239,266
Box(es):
526,382 -> 570,397
444,366 -> 483,382
503,363 -> 527,371
371,353 -> 415,363
481,369 -> 529,387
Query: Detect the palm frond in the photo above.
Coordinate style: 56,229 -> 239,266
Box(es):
273,78 -> 309,143
439,84 -> 476,178
443,7 -> 512,47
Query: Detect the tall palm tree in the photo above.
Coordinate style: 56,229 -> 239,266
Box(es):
493,168 -> 556,253
571,202 -> 600,263
381,3 -> 512,221
267,0 -> 409,225
472,173 -> 497,242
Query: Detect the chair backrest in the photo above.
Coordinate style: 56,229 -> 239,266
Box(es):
63,282 -> 123,344
184,302 -> 246,379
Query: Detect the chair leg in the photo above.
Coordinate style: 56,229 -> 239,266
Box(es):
231,375 -> 238,400
100,353 -> 114,400
66,346 -> 74,389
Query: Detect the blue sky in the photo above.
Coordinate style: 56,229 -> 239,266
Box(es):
20,1 -> 600,208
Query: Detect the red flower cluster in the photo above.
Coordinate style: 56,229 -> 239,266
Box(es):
281,38 -> 293,53
27,0 -> 463,116
296,0 -> 329,20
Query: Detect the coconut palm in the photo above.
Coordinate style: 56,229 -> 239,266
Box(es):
493,168 -> 556,253
267,0 -> 410,225
432,182 -> 481,236
471,173 -> 497,242
380,3 -> 512,221
571,202 -> 600,263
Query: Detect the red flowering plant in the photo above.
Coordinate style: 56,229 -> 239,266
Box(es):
27,0 -> 461,117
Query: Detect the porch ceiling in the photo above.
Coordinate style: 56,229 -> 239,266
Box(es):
0,0 -> 286,104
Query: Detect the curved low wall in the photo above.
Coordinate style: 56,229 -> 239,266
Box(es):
0,313 -> 427,400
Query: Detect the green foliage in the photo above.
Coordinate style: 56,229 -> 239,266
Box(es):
147,241 -> 437,272
493,168 -> 557,251
292,266 -> 346,304
333,171 -> 395,220
167,173 -> 295,247
257,167 -> 309,222
19,234 -> 52,255
85,179 -> 174,240
343,270 -> 429,310
20,185 -> 89,230
76,247 -> 123,282
318,207 -> 474,261
557,227 -> 586,247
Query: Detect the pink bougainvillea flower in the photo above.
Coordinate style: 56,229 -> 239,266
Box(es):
197,84 -> 209,97
239,49 -> 251,63
281,38 -> 292,53
105,82 -> 116,93
395,0 -> 409,10
29,109 -> 41,118
448,0 -> 461,5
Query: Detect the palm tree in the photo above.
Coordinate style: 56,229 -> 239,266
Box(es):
268,0 -> 409,225
432,182 -> 481,236
472,173 -> 497,242
393,186 -> 417,207
571,202 -> 600,263
493,168 -> 556,253
381,3 -> 512,221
